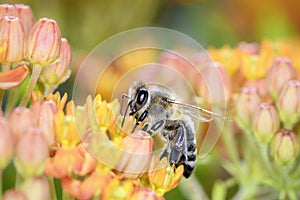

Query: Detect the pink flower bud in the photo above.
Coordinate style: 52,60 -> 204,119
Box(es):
115,130 -> 153,179
3,189 -> 27,200
14,4 -> 34,34
0,118 -> 14,169
20,176 -> 51,200
270,129 -> 299,166
26,18 -> 61,66
30,100 -> 58,145
0,16 -> 25,64
277,80 -> 300,127
235,87 -> 261,130
0,4 -> 17,18
40,38 -> 72,89
252,103 -> 279,144
14,128 -> 49,178
8,107 -> 34,141
266,57 -> 297,100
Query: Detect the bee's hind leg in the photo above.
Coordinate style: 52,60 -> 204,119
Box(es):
164,120 -> 195,178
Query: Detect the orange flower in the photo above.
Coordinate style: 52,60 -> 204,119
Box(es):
0,64 -> 29,89
115,130 -> 153,179
148,157 -> 183,196
30,100 -> 58,145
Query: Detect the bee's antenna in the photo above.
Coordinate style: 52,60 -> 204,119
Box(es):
120,94 -> 131,127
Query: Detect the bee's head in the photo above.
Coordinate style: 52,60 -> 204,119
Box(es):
128,81 -> 150,115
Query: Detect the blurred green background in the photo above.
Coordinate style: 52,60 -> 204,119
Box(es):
2,0 -> 300,199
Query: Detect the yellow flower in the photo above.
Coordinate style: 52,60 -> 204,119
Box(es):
148,157 -> 183,196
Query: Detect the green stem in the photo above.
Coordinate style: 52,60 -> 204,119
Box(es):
288,190 -> 297,200
19,65 -> 42,107
0,170 -> 2,200
15,172 -> 23,188
221,121 -> 240,170
4,88 -> 18,115
0,64 -> 10,108
260,145 -> 277,180
48,177 -> 57,200
179,174 -> 209,200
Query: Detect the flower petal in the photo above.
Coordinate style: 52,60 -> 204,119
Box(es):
0,64 -> 29,89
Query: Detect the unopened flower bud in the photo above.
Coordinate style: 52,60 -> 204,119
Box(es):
270,129 -> 299,166
0,4 -> 17,18
0,16 -> 25,64
14,128 -> 49,178
3,189 -> 27,200
266,57 -> 297,100
40,38 -> 72,91
277,80 -> 300,128
26,18 -> 61,66
20,176 -> 50,200
0,118 -> 14,169
235,87 -> 261,131
14,4 -> 34,34
252,103 -> 279,144
30,100 -> 58,145
8,107 -> 34,141
115,130 -> 153,179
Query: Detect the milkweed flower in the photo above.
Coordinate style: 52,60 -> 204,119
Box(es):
0,16 -> 25,64
0,64 -> 29,90
252,103 -> 279,144
26,18 -> 61,66
14,128 -> 49,178
276,80 -> 300,128
0,4 -> 17,18
14,4 -> 34,34
39,38 -> 72,93
30,100 -> 58,145
115,130 -> 153,179
7,107 -> 34,141
270,129 -> 299,166
235,87 -> 261,131
266,57 -> 297,100
3,189 -> 27,200
20,176 -> 51,200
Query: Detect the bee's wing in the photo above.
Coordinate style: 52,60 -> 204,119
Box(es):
169,100 -> 225,122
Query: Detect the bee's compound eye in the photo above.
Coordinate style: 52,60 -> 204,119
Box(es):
136,89 -> 148,105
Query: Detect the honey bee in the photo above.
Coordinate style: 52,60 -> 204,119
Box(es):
120,81 -> 224,178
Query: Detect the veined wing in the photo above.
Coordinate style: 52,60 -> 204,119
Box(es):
168,100 -> 226,122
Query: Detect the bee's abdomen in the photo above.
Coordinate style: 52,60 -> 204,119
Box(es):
183,121 -> 196,178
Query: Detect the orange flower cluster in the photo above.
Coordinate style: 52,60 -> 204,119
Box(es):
43,94 -> 183,199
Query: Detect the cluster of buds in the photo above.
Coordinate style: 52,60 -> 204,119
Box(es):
0,3 -> 72,108
210,39 -> 300,199
0,99 -> 59,199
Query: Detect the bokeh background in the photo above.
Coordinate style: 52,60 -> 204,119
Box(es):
2,0 -> 300,199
